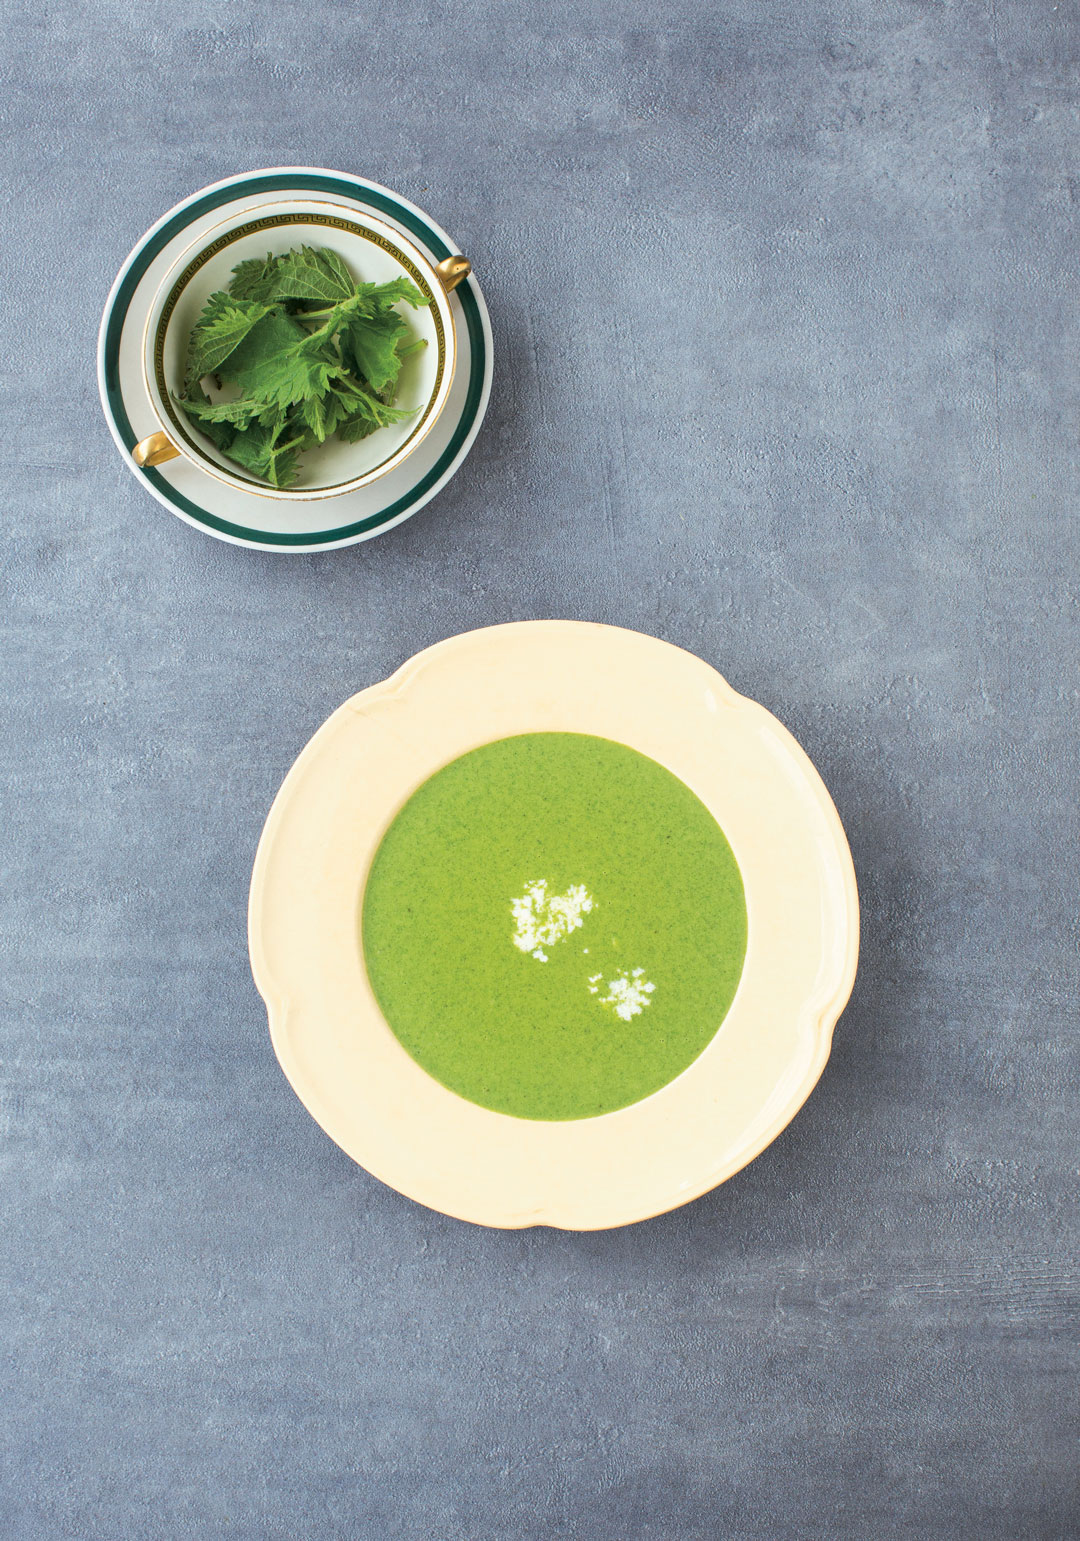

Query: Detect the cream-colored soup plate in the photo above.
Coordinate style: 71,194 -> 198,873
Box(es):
248,622 -> 859,1230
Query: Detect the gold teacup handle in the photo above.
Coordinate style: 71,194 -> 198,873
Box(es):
132,431 -> 181,469
435,255 -> 471,293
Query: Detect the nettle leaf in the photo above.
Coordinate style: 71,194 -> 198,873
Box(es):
335,411 -> 381,445
183,293 -> 229,386
220,312 -> 342,409
176,394 -> 262,428
221,420 -> 277,475
369,277 -> 429,310
332,376 -> 414,441
269,450 -> 302,488
226,416 -> 305,488
177,383 -> 237,451
315,247 -> 355,293
290,291 -> 370,351
299,390 -> 350,444
187,295 -> 273,380
341,310 -> 408,394
228,252 -> 282,302
264,245 -> 357,304
256,351 -> 341,411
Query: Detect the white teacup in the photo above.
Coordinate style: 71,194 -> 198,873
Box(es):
134,199 -> 469,501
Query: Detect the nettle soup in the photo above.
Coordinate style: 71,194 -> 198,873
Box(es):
361,733 -> 747,1120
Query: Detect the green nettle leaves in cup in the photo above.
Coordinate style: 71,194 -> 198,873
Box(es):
175,246 -> 429,488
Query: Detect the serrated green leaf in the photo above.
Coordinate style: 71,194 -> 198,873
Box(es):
317,247 -> 355,292
299,389 -> 350,444
187,295 -> 273,380
176,382 -> 238,451
368,276 -> 430,310
264,446 -> 302,488
228,252 -> 282,301
331,375 -> 415,441
218,419 -> 275,474
341,310 -> 408,394
176,394 -> 262,428
225,416 -> 305,488
219,311 -> 342,409
335,412 -> 380,444
183,292 -> 230,387
289,291 -> 369,350
257,401 -> 286,429
259,244 -> 357,304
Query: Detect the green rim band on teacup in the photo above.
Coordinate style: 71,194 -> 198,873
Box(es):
103,172 -> 487,547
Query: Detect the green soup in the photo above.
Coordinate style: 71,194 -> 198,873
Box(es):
361,733 -> 747,1121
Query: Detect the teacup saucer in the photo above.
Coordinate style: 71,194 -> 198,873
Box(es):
98,169 -> 493,552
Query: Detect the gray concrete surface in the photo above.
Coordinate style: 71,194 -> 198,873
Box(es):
2,2 -> 1078,1537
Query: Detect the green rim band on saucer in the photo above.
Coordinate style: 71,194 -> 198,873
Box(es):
102,172 -> 487,547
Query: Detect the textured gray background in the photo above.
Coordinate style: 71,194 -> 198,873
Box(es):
2,1 -> 1078,1537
